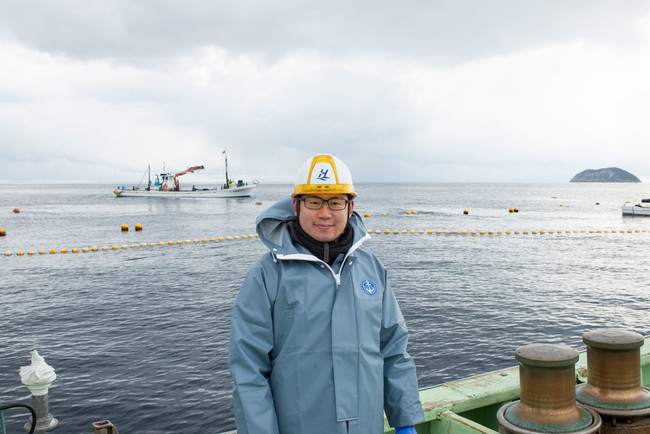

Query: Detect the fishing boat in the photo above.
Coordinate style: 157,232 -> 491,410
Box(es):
114,152 -> 257,198
622,199 -> 650,217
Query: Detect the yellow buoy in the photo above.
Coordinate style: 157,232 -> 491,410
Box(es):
463,210 -> 469,215
72,248 -> 79,253
405,211 -> 411,215
82,247 -> 89,252
218,237 -> 224,241
210,237 -> 216,242
226,236 -> 232,240
39,249 -> 46,255
0,229 -> 5,236
508,208 -> 514,213
427,230 -> 433,234
159,242 -> 165,246
135,223 -> 143,231
121,224 -> 129,231
364,213 -> 370,217
92,246 -> 98,252
102,246 -> 109,251
514,208 -> 519,213
381,213 -> 387,216
50,249 -> 57,254
61,248 -> 68,254
413,211 -> 418,214
130,244 -> 137,248
393,230 -> 399,234
202,238 -> 208,243
17,251 -> 24,256
4,251 -> 10,256
122,244 -> 128,249
112,245 -> 119,250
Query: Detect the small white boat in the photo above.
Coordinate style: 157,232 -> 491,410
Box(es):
622,199 -> 650,217
114,152 -> 257,198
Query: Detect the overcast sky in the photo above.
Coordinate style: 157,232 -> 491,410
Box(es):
2,1 -> 650,183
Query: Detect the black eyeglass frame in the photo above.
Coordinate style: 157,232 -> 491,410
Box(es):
297,196 -> 351,211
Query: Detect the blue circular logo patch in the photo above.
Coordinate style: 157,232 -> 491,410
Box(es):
361,280 -> 377,295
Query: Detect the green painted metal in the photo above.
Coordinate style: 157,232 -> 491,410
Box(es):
383,336 -> 650,433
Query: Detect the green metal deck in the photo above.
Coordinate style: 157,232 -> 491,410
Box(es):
383,337 -> 650,433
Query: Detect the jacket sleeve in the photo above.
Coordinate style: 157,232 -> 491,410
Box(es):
228,255 -> 280,434
380,268 -> 425,428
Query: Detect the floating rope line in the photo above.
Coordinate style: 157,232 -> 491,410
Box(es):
3,229 -> 650,257
367,229 -> 649,235
3,235 -> 260,257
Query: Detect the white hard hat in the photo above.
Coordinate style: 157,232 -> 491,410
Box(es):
292,154 -> 356,197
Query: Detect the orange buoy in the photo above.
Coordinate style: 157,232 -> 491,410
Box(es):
13,208 -> 20,213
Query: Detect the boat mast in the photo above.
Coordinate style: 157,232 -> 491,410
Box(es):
224,150 -> 231,189
147,165 -> 151,191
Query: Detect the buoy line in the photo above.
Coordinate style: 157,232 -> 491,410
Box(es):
4,228 -> 649,257
3,234 -> 260,257
366,229 -> 649,236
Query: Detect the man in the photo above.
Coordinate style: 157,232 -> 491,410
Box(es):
229,154 -> 424,434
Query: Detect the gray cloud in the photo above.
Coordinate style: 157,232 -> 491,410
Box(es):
1,1 -> 647,64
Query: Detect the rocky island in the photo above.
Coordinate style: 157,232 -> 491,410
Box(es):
570,167 -> 641,182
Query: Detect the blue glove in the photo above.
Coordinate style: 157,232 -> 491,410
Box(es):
395,426 -> 416,434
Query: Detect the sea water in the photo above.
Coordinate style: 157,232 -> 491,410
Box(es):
1,182 -> 649,433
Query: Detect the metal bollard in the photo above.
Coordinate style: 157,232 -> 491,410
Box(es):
575,329 -> 650,433
497,343 -> 601,433
19,350 -> 58,433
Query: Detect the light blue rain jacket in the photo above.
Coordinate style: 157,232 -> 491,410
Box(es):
229,197 -> 424,434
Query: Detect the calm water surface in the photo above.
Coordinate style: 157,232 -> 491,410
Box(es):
1,182 -> 649,433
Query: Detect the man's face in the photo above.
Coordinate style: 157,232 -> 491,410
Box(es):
293,194 -> 354,242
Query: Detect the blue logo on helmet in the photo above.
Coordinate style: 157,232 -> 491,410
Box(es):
361,280 -> 377,295
317,169 -> 330,181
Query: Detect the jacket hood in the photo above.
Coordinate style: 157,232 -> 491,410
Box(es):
256,197 -> 369,256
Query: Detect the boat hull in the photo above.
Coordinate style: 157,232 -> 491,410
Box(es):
114,184 -> 255,198
622,204 -> 650,217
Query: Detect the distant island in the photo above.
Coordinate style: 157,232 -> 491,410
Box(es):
570,167 -> 641,183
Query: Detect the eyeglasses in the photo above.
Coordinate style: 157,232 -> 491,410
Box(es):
298,196 -> 350,211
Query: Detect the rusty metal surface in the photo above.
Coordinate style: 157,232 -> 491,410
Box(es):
576,329 -> 650,414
